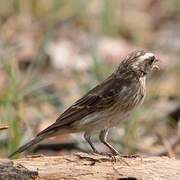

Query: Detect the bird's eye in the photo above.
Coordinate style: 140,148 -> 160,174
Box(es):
148,56 -> 155,64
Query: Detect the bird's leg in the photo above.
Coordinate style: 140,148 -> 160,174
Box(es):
85,130 -> 129,165
84,132 -> 99,154
99,129 -> 119,155
99,129 -> 130,165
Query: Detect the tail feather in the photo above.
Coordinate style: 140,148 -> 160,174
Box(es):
9,135 -> 44,158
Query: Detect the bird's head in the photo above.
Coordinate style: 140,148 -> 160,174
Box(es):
119,50 -> 159,77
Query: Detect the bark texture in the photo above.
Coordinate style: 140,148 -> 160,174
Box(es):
1,153 -> 180,180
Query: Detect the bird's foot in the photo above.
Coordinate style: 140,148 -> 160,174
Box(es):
111,154 -> 130,166
93,151 -> 129,166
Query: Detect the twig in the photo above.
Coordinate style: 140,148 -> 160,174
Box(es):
0,125 -> 8,131
157,133 -> 175,158
138,132 -> 180,157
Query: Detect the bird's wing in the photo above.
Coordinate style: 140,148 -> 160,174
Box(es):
37,74 -> 122,136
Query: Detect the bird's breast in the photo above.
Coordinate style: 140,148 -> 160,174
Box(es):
115,77 -> 146,113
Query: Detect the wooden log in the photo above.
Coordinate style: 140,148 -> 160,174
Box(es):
1,153 -> 180,180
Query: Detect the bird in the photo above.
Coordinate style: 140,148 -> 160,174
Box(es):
9,50 -> 159,158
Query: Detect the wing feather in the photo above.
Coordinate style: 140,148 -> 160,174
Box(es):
37,74 -> 122,136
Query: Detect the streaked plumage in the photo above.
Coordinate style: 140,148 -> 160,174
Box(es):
9,50 -> 159,157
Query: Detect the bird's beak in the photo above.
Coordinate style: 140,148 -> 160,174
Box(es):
152,59 -> 160,71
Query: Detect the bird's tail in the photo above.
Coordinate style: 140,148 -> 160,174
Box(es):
9,135 -> 45,158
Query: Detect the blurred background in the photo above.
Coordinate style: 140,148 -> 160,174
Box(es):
0,0 -> 180,158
